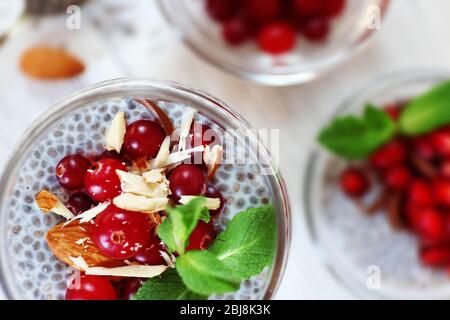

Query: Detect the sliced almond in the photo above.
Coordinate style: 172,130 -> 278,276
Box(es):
160,251 -> 176,268
113,193 -> 168,214
203,145 -> 223,179
152,136 -> 171,169
70,256 -> 167,278
46,221 -> 122,269
150,145 -> 205,169
142,168 -> 166,184
105,111 -> 126,153
35,190 -> 74,220
178,107 -> 196,152
116,169 -> 167,198
63,201 -> 110,226
179,196 -> 221,210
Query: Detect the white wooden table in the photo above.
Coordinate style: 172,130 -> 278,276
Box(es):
1,0 -> 450,300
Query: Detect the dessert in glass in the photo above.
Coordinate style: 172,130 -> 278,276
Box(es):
0,79 -> 290,300
305,70 -> 450,299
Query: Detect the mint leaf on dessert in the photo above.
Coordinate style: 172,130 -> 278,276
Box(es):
318,104 -> 396,159
135,269 -> 206,300
176,250 -> 241,295
199,207 -> 211,223
157,197 -> 210,255
399,81 -> 450,135
209,205 -> 276,279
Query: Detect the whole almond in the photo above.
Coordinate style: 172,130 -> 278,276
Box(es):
20,46 -> 85,80
45,221 -> 122,270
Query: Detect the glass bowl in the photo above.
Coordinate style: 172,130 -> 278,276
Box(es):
157,0 -> 390,86
0,79 -> 291,300
303,70 -> 450,299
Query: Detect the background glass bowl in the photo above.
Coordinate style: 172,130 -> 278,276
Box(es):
157,0 -> 390,86
304,70 -> 450,299
0,79 -> 291,300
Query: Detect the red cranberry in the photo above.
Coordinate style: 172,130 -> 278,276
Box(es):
408,180 -> 434,207
370,140 -> 407,170
293,0 -> 324,17
94,205 -> 151,260
245,0 -> 281,23
431,127 -> 450,157
299,17 -> 330,41
186,221 -> 217,251
205,0 -> 239,22
55,155 -> 91,190
66,192 -> 96,215
133,232 -> 166,265
339,167 -> 370,197
420,244 -> 450,267
85,158 -> 126,203
96,150 -> 122,161
120,278 -> 144,300
222,18 -> 251,46
258,22 -> 296,55
322,0 -> 346,17
168,164 -> 206,198
412,208 -> 446,243
66,275 -> 117,300
383,166 -> 411,190
434,179 -> 450,208
383,104 -> 401,121
411,135 -> 435,159
441,161 -> 450,179
204,185 -> 225,217
123,120 -> 166,160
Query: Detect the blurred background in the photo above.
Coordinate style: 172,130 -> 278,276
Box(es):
1,0 -> 450,299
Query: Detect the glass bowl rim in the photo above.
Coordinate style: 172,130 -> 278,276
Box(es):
156,0 -> 391,86
302,69 -> 450,299
0,78 -> 292,300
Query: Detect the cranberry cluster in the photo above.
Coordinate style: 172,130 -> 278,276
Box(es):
57,118 -> 223,300
205,0 -> 346,54
340,104 -> 450,270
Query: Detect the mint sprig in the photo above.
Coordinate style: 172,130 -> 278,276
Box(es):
135,269 -> 206,300
157,197 -> 209,255
209,205 -> 276,279
136,202 -> 277,300
399,81 -> 450,135
176,251 -> 241,295
318,104 -> 396,160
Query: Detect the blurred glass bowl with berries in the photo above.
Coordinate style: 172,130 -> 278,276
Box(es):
304,70 -> 450,299
157,0 -> 390,86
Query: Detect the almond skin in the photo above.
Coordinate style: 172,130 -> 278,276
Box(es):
135,99 -> 175,136
45,221 -> 122,270
20,46 -> 85,80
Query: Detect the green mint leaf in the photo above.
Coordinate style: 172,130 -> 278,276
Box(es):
209,205 -> 276,279
135,269 -> 207,300
176,250 -> 241,296
318,104 -> 396,159
199,207 -> 211,223
399,81 -> 450,135
157,197 -> 209,255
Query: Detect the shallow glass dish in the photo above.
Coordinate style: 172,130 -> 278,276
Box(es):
0,79 -> 291,300
157,0 -> 390,86
304,70 -> 450,299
